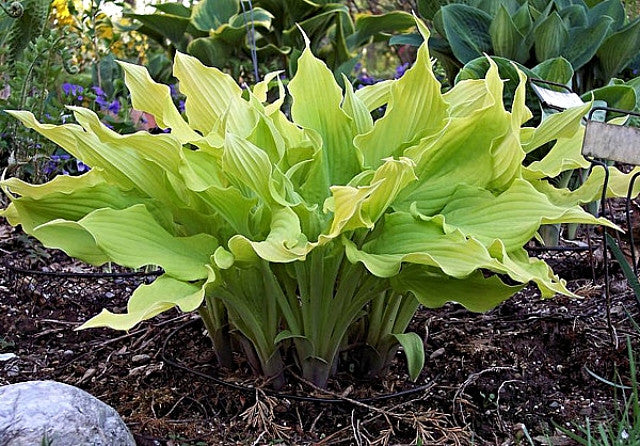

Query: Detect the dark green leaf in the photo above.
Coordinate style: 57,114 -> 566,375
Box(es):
228,7 -> 274,30
580,85 -> 637,111
490,5 -> 527,62
440,4 -> 493,64
526,1 -> 554,48
324,11 -> 352,73
146,53 -> 173,83
283,0 -> 326,23
346,11 -> 415,50
529,0 -> 553,20
531,57 -> 574,85
477,0 -> 521,15
597,18 -> 640,82
127,13 -> 190,47
418,0 -> 450,20
559,4 -> 588,28
512,1 -> 533,35
433,8 -> 446,38
533,12 -> 568,62
588,0 -> 625,31
187,37 -> 231,68
389,33 -> 424,47
255,42 -> 291,57
154,2 -> 191,18
562,16 -> 612,70
191,0 -> 239,32
283,5 -> 349,52
625,76 -> 640,110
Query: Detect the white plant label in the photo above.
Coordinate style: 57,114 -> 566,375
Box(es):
582,121 -> 640,165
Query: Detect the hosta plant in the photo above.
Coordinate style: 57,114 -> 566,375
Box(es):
2,19 -> 638,388
401,0 -> 640,92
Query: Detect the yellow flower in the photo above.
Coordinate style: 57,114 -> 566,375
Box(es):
95,13 -> 114,40
110,40 -> 125,58
52,0 -> 74,27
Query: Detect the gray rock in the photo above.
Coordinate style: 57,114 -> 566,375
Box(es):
0,380 -> 136,446
131,354 -> 150,365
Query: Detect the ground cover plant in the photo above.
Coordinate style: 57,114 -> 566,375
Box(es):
3,17 -> 640,396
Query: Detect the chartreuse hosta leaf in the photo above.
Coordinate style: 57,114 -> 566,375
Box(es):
437,179 -> 615,251
119,61 -> 200,144
79,268 -> 217,331
288,32 -> 361,202
4,16 -> 639,388
354,19 -> 447,168
173,51 -> 256,137
321,157 -> 417,240
391,266 -> 523,313
396,59 -> 521,215
38,205 -> 218,280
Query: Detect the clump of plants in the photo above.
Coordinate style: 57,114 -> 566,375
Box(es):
2,19 -> 638,388
408,0 -> 640,90
0,0 -> 81,179
127,0 -> 416,79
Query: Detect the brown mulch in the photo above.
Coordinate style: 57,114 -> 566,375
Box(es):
1,221 -> 639,445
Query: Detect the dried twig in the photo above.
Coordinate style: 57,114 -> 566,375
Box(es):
452,366 -> 516,425
495,379 -> 525,430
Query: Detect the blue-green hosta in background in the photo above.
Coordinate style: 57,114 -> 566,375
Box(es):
406,0 -> 640,92
2,19 -> 637,388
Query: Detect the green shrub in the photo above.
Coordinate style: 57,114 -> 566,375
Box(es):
2,18 -> 638,388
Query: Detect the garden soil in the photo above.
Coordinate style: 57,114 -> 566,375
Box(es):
1,218 -> 638,446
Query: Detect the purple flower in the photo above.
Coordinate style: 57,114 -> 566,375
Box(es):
42,161 -> 57,175
92,86 -> 105,96
44,154 -> 70,175
107,99 -> 120,114
169,83 -> 179,99
76,160 -> 90,172
62,83 -> 84,97
395,62 -> 410,79
95,95 -> 109,109
178,100 -> 185,113
93,86 -> 119,115
357,73 -> 377,85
